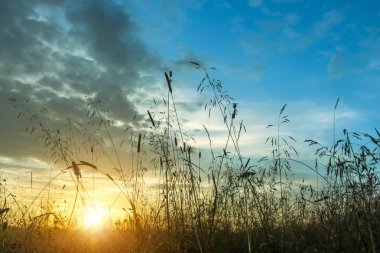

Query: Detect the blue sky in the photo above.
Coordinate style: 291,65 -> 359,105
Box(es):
122,0 -> 380,150
126,0 -> 380,135
0,0 -> 379,217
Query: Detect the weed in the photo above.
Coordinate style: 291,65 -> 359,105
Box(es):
2,66 -> 379,253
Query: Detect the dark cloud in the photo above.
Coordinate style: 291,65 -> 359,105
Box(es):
0,0 -> 162,161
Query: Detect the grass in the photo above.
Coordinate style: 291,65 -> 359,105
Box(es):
2,63 -> 380,252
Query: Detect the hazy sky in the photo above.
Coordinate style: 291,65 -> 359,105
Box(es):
0,0 -> 379,217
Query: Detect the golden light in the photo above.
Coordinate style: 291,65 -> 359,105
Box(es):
84,206 -> 106,229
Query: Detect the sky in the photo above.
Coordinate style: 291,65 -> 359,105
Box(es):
0,0 -> 379,221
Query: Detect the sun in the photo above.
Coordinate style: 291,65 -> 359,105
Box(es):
84,206 -> 106,229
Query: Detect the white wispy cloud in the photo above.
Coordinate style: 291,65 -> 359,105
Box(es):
248,0 -> 262,8
298,10 -> 345,48
319,46 -> 348,77
285,13 -> 300,25
313,10 -> 345,37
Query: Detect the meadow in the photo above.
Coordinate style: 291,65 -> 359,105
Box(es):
1,64 -> 380,253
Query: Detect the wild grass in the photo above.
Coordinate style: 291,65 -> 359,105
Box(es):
2,63 -> 380,252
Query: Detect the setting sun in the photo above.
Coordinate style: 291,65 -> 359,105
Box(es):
84,207 -> 106,229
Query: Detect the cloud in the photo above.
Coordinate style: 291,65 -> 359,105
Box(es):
0,0 -> 162,162
368,60 -> 380,70
327,52 -> 347,77
234,100 -> 361,162
296,10 -> 345,48
66,1 -> 159,72
313,10 -> 344,37
248,0 -> 262,8
273,0 -> 304,2
320,47 -> 347,77
214,1 -> 232,8
285,13 -> 300,25
261,6 -> 281,16
358,26 -> 380,72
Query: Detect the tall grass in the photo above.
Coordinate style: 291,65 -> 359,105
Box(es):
2,64 -> 380,252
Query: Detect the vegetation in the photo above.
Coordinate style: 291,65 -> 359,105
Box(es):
2,64 -> 380,252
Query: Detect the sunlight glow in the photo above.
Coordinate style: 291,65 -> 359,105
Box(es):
84,207 -> 106,229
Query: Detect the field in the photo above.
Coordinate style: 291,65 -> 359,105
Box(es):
1,67 -> 380,253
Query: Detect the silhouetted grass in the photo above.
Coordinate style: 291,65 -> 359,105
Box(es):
2,64 -> 380,252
